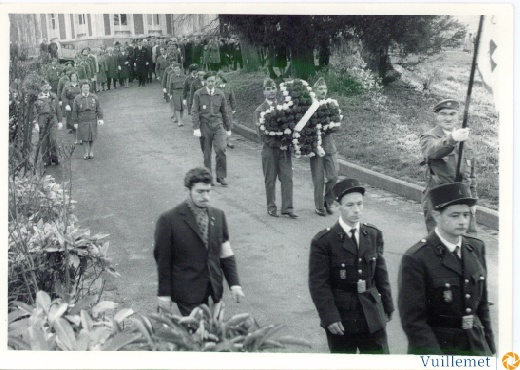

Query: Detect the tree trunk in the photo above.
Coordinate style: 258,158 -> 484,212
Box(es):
290,43 -> 316,80
240,38 -> 261,72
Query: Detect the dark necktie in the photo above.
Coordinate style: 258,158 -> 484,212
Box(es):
454,245 -> 461,262
350,229 -> 357,249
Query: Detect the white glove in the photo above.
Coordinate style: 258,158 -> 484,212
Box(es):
74,124 -> 78,130
118,66 -> 121,70
182,99 -> 187,106
98,119 -> 104,126
146,62 -> 149,66
57,122 -> 63,130
34,123 -> 40,133
226,130 -> 231,136
157,77 -> 161,81
232,110 -> 236,115
193,129 -> 202,137
65,105 -> 71,112
134,63 -> 136,66
163,88 -> 167,93
230,285 -> 245,303
451,128 -> 469,142
157,297 -> 172,314
59,101 -> 62,107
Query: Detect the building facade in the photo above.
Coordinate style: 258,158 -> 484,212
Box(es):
10,13 -> 219,56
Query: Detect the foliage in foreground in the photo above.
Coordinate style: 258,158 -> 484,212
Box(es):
8,174 -> 119,306
8,291 -> 312,352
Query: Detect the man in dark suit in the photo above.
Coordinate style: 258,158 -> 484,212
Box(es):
133,38 -> 151,86
309,178 -> 394,354
253,78 -> 297,218
154,167 -> 245,316
399,182 -> 495,356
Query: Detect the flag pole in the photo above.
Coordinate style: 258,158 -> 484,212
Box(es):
455,15 -> 485,182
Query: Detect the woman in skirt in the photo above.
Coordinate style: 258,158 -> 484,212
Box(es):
72,81 -> 104,159
61,72 -> 82,143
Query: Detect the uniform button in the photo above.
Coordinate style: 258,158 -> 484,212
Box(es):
465,294 -> 471,299
466,308 -> 472,313
358,269 -> 362,274
465,279 -> 470,283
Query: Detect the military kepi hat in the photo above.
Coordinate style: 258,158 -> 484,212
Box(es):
333,178 -> 365,202
433,99 -> 459,112
429,182 -> 477,210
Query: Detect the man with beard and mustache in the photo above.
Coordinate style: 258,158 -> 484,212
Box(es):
153,167 -> 245,316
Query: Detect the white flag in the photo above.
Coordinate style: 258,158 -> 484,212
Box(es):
476,15 -> 501,115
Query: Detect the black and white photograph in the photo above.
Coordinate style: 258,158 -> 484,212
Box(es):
2,2 -> 516,369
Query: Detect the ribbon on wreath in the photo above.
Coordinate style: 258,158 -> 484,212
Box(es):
293,98 -> 320,133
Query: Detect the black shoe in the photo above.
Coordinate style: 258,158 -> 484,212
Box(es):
216,178 -> 228,186
281,211 -> 299,219
227,143 -> 235,149
51,159 -> 60,166
325,204 -> 334,215
315,208 -> 326,217
268,210 -> 279,217
68,129 -> 74,134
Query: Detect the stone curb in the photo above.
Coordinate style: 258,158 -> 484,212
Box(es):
232,123 -> 499,231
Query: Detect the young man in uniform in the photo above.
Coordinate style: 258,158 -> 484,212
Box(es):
420,99 -> 477,233
254,78 -> 297,218
191,72 -> 231,186
310,77 -> 338,217
399,182 -> 495,356
309,178 -> 394,353
34,80 -> 63,166
182,63 -> 199,114
154,167 -> 244,316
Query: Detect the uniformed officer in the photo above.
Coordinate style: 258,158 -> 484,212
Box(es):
421,99 -> 477,234
309,178 -> 394,354
310,77 -> 338,216
399,182 -> 495,356
253,78 -> 297,218
34,79 -> 63,166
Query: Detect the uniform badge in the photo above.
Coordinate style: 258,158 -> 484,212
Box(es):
339,263 -> 346,280
462,315 -> 474,329
443,283 -> 453,303
357,279 -> 366,293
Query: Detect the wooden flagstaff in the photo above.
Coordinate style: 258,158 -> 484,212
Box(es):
455,15 -> 485,182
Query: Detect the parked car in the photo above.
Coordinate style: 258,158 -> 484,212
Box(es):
57,42 -> 77,62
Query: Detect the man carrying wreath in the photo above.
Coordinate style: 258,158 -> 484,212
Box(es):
310,77 -> 339,216
254,78 -> 297,219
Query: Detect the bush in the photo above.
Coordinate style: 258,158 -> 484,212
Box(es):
8,174 -> 119,305
8,291 -> 312,352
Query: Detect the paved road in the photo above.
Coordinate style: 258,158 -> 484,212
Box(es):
49,80 -> 499,354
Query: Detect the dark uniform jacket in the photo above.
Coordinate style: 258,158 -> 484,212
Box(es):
420,125 -> 477,198
398,231 -> 495,355
254,100 -> 279,148
309,222 -> 394,334
35,91 -> 62,121
153,202 -> 239,304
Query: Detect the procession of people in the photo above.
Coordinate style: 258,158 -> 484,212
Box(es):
18,32 -> 496,357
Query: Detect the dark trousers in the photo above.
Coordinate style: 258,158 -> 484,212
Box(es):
310,153 -> 338,211
37,113 -> 58,164
199,124 -> 227,179
176,283 -> 216,316
261,145 -> 293,213
325,327 -> 389,354
107,78 -> 117,89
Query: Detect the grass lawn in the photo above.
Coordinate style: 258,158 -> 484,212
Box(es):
226,50 -> 498,209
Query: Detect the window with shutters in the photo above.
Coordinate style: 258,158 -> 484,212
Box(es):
114,14 -> 128,26
147,14 -> 160,26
